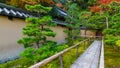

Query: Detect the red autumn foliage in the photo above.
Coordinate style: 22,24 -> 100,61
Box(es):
25,0 -> 38,5
98,0 -> 113,4
25,0 -> 54,5
89,6 -> 101,12
89,0 -> 120,12
43,0 -> 54,5
55,3 -> 67,11
63,7 -> 67,11
98,0 -> 120,4
56,3 -> 63,7
116,0 -> 120,2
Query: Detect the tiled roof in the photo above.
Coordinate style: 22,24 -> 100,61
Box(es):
55,5 -> 68,16
52,19 -> 67,26
0,3 -> 68,26
49,5 -> 68,17
0,3 -> 39,18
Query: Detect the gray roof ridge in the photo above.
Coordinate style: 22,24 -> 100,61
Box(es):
0,3 -> 39,18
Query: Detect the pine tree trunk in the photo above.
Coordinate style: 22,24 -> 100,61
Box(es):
41,24 -> 44,30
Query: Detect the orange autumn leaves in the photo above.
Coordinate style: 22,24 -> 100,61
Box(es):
89,6 -> 101,12
98,0 -> 112,4
98,0 -> 120,4
89,0 -> 120,12
25,0 -> 54,5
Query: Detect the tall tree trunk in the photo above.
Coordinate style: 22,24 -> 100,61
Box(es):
106,16 -> 109,29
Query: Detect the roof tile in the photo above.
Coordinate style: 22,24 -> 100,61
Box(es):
10,10 -> 17,15
3,8 -> 10,14
0,3 -> 38,18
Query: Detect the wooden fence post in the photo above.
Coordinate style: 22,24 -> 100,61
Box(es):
84,40 -> 86,50
76,45 -> 79,57
59,54 -> 63,68
88,38 -> 90,44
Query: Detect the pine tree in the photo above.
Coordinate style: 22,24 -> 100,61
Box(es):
64,3 -> 81,45
18,4 -> 56,48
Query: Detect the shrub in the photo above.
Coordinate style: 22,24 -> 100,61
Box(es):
0,43 -> 69,68
104,35 -> 119,45
20,42 -> 68,63
41,42 -> 89,68
116,40 -> 120,51
116,40 -> 120,47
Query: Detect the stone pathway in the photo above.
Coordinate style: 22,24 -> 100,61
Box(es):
70,41 -> 101,68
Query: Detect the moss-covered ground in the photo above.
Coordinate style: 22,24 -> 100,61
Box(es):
105,45 -> 120,68
41,42 -> 89,68
0,41 -> 90,68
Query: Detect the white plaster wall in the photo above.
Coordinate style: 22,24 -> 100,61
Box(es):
0,16 -> 67,63
46,26 -> 67,44
0,16 -> 25,63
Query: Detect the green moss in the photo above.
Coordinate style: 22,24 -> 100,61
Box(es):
41,58 -> 60,68
41,42 -> 89,68
0,41 -> 90,68
105,45 -> 120,68
0,57 -> 34,68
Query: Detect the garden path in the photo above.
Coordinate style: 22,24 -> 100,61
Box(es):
70,40 -> 101,68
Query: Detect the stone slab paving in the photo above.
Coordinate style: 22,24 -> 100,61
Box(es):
70,41 -> 101,68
